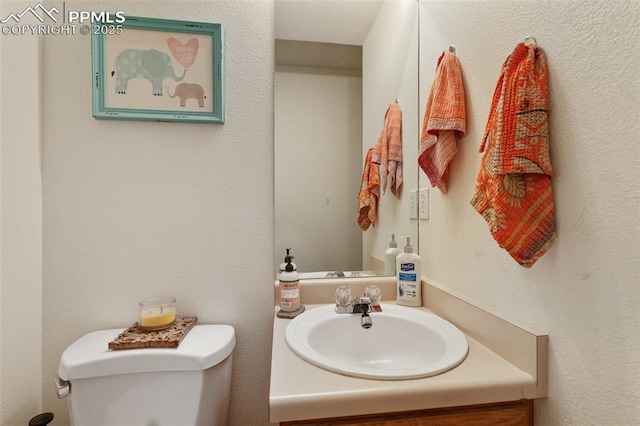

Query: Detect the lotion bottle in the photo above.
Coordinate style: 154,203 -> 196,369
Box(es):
384,234 -> 402,275
395,237 -> 422,306
278,255 -> 300,312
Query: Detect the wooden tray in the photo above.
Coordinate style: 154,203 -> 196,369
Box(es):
108,316 -> 197,350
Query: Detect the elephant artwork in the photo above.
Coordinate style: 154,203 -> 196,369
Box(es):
166,83 -> 206,108
111,49 -> 187,96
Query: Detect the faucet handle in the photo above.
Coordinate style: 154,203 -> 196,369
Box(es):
335,286 -> 351,306
365,285 -> 381,305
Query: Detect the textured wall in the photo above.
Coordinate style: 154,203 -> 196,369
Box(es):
40,1 -> 274,424
0,18 -> 43,425
418,1 -> 640,424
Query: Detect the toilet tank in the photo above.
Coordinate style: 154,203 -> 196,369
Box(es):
58,324 -> 235,426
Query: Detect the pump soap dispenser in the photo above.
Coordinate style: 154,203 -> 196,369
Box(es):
395,237 -> 422,306
278,248 -> 297,274
384,234 -> 402,275
277,255 -> 305,319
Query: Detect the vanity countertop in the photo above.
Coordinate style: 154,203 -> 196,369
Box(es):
269,279 -> 547,423
270,303 -> 537,423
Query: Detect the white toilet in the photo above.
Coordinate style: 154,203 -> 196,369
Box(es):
57,324 -> 235,426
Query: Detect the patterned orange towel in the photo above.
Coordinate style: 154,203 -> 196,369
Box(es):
357,148 -> 379,231
419,51 -> 466,193
372,103 -> 403,197
471,42 -> 555,267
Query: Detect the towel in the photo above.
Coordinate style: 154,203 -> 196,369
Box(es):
357,148 -> 379,231
418,51 -> 466,193
372,103 -> 403,197
471,42 -> 555,267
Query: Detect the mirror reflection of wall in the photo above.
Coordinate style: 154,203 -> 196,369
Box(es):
275,0 -> 419,277
275,41 -> 364,274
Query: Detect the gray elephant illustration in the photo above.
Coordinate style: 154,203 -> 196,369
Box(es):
167,82 -> 206,107
111,49 -> 187,96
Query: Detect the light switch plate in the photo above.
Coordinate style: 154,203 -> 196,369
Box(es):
409,189 -> 418,219
418,188 -> 429,220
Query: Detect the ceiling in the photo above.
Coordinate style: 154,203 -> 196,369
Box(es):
275,0 -> 384,46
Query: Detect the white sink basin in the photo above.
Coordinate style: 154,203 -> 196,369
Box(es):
285,304 -> 468,380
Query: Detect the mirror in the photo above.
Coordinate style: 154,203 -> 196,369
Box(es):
275,0 -> 419,278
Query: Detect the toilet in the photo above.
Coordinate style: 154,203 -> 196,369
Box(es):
57,324 -> 235,426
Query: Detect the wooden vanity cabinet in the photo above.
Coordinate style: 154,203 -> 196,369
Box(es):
280,399 -> 533,426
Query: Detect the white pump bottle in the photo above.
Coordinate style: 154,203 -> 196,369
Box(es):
395,237 -> 422,306
384,234 -> 402,275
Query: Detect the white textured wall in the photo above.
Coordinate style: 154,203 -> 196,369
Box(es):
275,67 -> 363,273
363,0 -> 419,268
0,13 -> 44,424
38,1 -> 274,425
418,1 -> 640,424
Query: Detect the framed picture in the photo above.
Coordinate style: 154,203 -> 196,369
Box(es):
92,16 -> 224,124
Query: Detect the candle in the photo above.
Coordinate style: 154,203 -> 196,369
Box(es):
139,297 -> 176,330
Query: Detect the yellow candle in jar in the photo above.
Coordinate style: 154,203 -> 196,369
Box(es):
140,308 -> 176,327
139,297 -> 177,329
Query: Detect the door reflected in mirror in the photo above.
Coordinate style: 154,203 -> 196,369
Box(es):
275,0 -> 419,278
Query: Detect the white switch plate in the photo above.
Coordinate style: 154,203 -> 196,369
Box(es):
418,188 -> 429,220
409,189 -> 418,219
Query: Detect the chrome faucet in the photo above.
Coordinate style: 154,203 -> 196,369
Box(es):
335,295 -> 376,329
353,300 -> 373,329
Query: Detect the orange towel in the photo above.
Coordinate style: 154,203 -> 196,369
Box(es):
372,103 -> 403,197
418,51 -> 466,193
357,148 -> 379,231
471,42 -> 555,267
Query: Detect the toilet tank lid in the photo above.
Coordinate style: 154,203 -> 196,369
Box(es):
58,324 -> 235,380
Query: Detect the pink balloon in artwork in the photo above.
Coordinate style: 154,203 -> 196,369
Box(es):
167,37 -> 199,69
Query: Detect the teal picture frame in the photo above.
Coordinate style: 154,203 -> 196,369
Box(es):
92,16 -> 224,124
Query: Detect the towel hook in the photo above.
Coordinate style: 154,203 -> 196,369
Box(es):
395,98 -> 399,104
448,45 -> 456,54
524,36 -> 537,46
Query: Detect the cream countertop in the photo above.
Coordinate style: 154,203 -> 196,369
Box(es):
270,301 -> 540,423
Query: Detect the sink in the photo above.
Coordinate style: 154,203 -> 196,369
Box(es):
285,303 -> 468,380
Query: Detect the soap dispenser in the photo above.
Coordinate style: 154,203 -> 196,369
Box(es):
278,255 -> 300,313
395,237 -> 422,306
384,234 -> 402,275
278,248 -> 297,274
